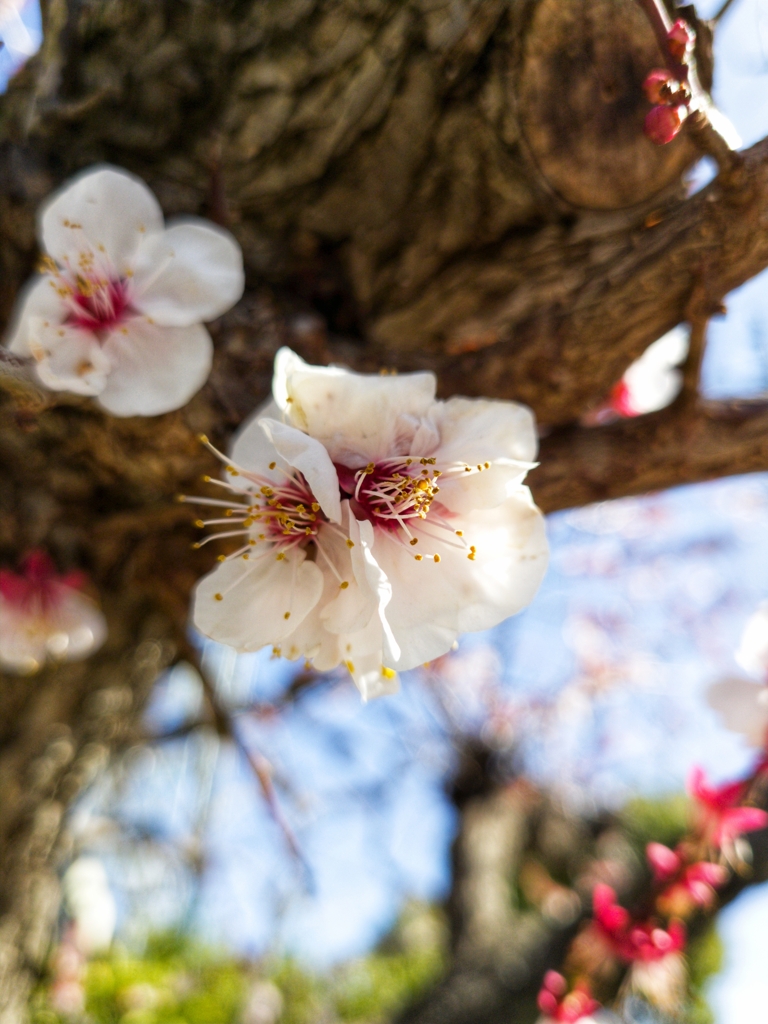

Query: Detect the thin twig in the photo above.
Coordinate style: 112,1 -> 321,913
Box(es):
177,645 -> 314,886
635,0 -> 742,172
714,0 -> 740,23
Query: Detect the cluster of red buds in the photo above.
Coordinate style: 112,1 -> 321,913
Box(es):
643,20 -> 695,145
537,971 -> 600,1023
536,757 -> 768,1018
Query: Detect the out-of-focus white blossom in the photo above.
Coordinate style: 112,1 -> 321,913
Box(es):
0,551 -> 106,674
192,348 -> 548,700
735,600 -> 768,680
0,0 -> 36,58
583,326 -> 690,425
707,677 -> 768,749
62,856 -> 117,955
4,165 -> 244,416
242,981 -> 284,1024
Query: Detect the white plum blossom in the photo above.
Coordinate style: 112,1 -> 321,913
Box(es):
4,165 -> 244,416
0,551 -> 106,674
735,600 -> 768,680
62,857 -> 117,955
192,348 -> 548,700
582,325 -> 690,425
706,677 -> 768,749
706,601 -> 768,748
0,0 -> 38,60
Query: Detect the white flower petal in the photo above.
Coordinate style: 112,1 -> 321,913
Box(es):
337,610 -> 399,701
373,490 -> 547,670
193,548 -> 324,652
0,589 -> 106,674
706,677 -> 768,748
5,276 -> 66,356
320,507 -> 378,636
49,591 -> 108,661
29,324 -> 110,396
0,7 -> 36,57
132,220 -> 244,327
434,395 -> 538,466
272,346 -> 437,465
259,417 -> 342,523
40,166 -> 163,270
98,318 -> 212,416
437,462 -> 532,514
736,601 -> 768,679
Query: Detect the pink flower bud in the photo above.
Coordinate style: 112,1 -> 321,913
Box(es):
646,842 -> 680,882
644,105 -> 686,145
643,69 -> 677,105
667,19 -> 695,61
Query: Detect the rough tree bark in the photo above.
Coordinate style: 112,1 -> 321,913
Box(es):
1,0 -> 767,1020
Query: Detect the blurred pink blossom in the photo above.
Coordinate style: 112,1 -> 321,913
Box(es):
0,550 -> 106,674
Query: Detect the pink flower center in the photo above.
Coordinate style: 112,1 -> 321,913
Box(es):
337,456 -> 442,533
65,274 -> 131,333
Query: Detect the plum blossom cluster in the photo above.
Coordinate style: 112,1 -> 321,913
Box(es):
4,165 -> 244,416
536,971 -> 600,1024
539,757 -> 768,1019
190,348 -> 549,699
0,550 -> 106,674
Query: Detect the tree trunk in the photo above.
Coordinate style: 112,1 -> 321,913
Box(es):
1,0 -> 767,1018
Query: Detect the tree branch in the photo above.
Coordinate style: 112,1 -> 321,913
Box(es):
533,398 -> 768,514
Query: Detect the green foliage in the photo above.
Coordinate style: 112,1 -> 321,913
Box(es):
684,926 -> 724,1024
30,904 -> 446,1024
619,794 -> 691,853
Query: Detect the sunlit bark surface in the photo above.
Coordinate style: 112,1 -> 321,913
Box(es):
2,1 -> 768,1020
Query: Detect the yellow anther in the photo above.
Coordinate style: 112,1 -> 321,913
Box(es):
194,519 -> 205,528
226,466 -> 239,476
477,464 -> 482,471
365,463 -> 375,474
202,475 -> 212,483
346,539 -> 355,548
409,538 -> 418,546
284,611 -> 291,619
311,503 -> 320,512
217,555 -> 226,562
198,434 -> 209,444
269,461 -> 276,470
484,462 -> 490,469
455,530 -> 463,536
433,554 -> 441,563
214,593 -> 223,601
464,466 -> 472,472
414,554 -> 423,561
249,539 -> 257,545
276,552 -> 286,561
340,581 -> 349,589
192,542 -> 201,549
176,494 -> 186,502
345,660 -> 355,674
381,666 -> 396,680
467,552 -> 476,561
242,553 -> 249,560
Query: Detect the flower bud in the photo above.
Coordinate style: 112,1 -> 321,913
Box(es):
644,104 -> 686,145
643,69 -> 677,105
667,19 -> 695,61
